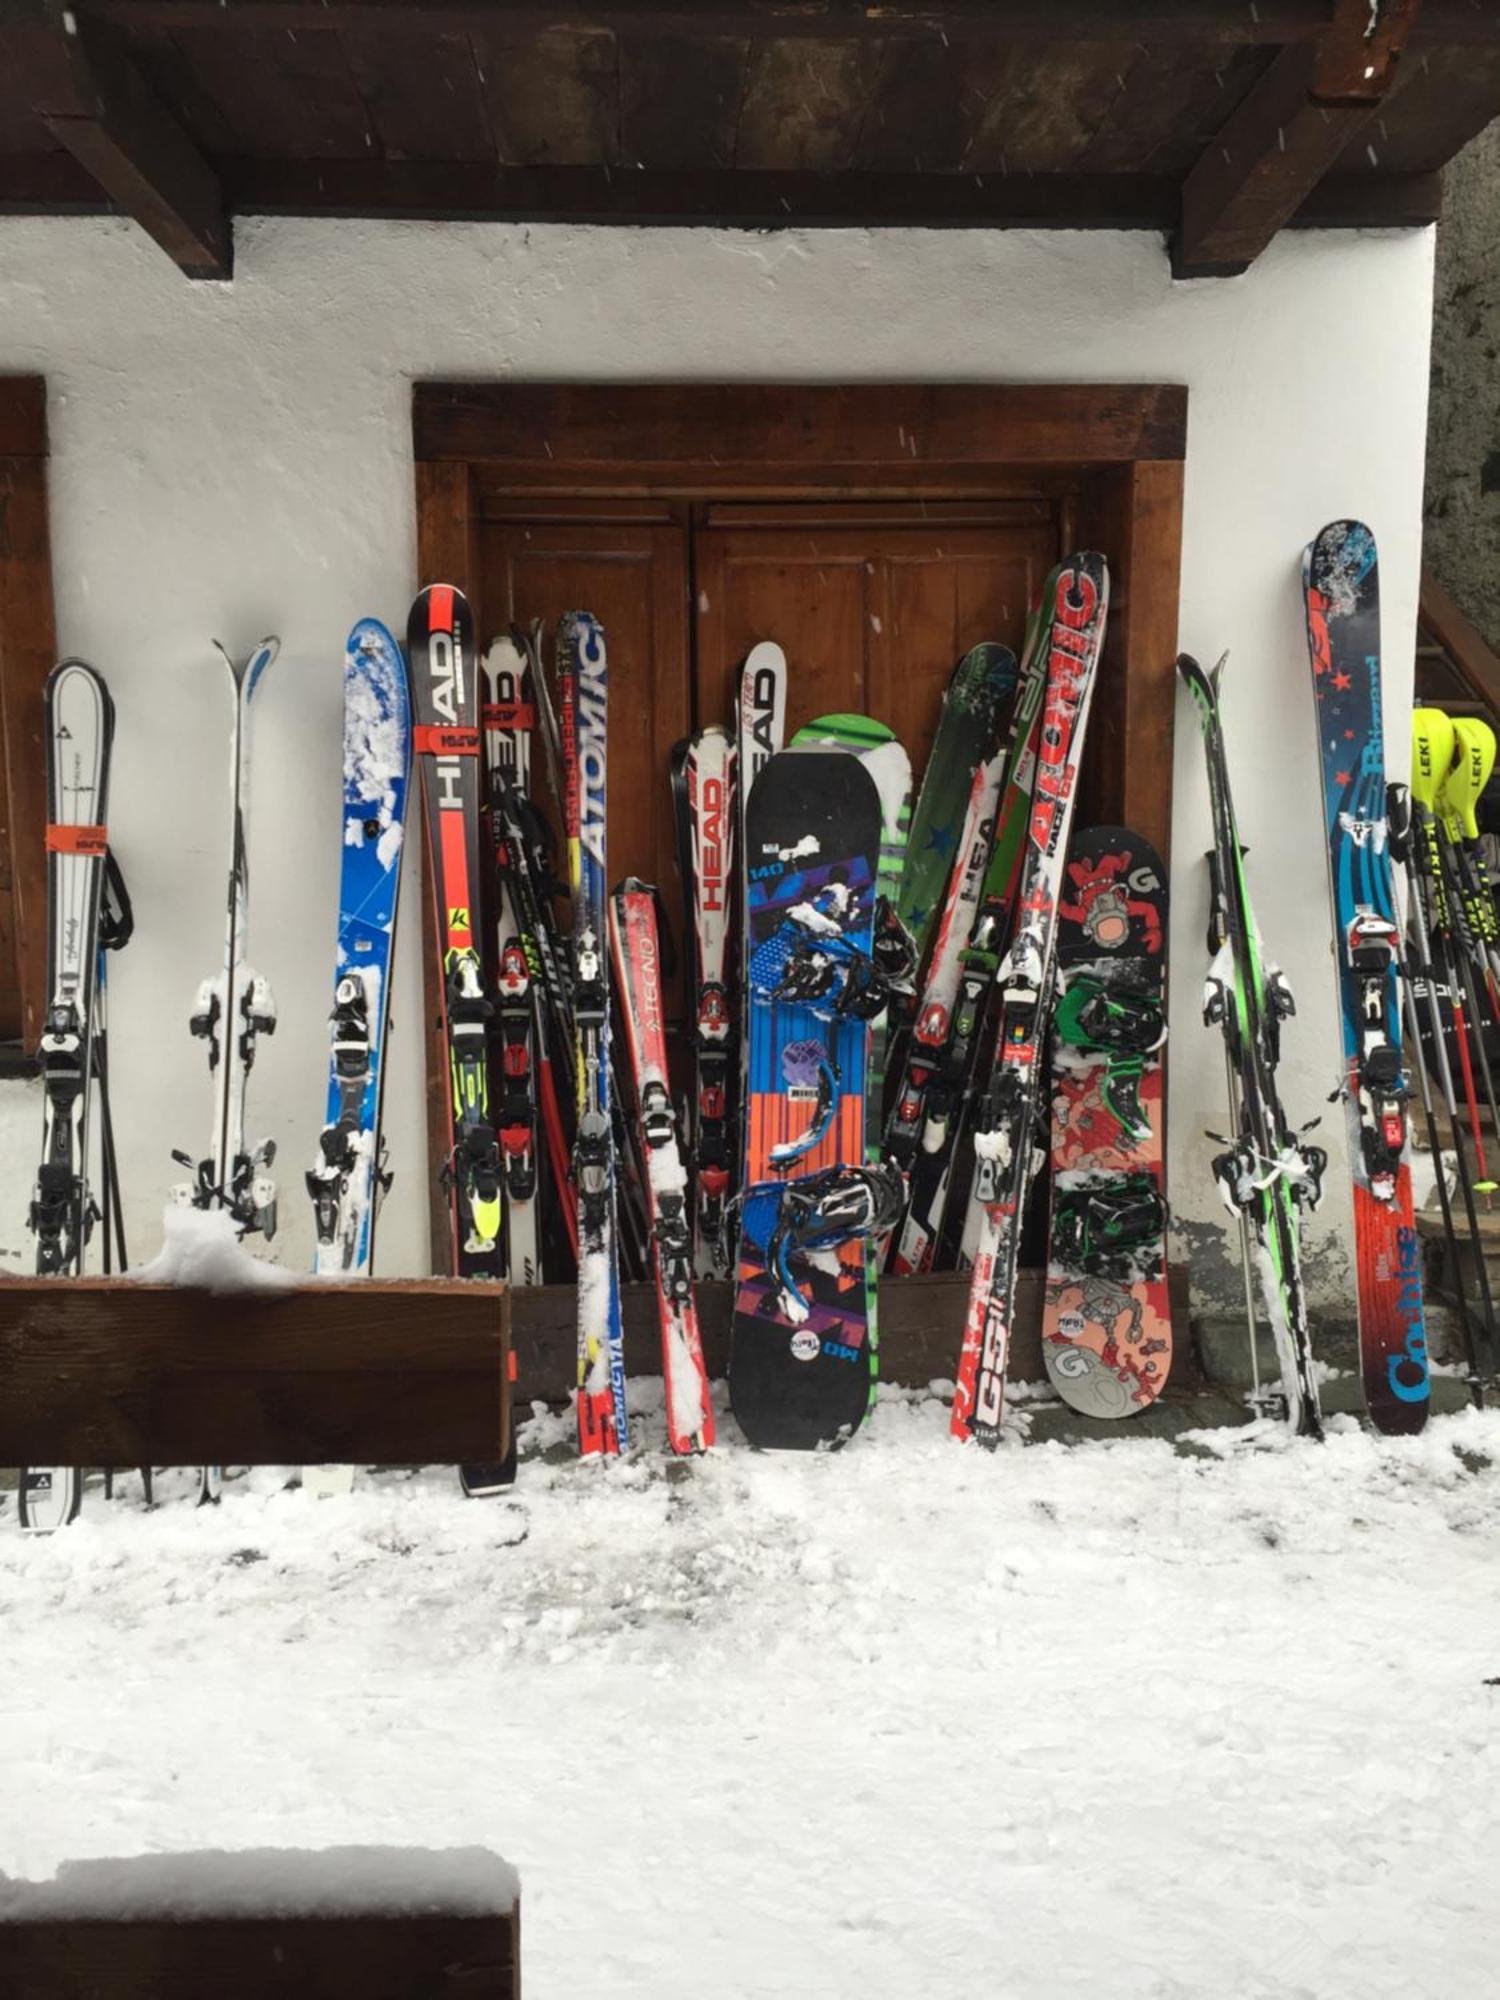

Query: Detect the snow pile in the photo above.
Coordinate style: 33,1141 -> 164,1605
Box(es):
0,1845 -> 517,1921
5,1399 -> 1500,1997
129,1204 -> 297,1293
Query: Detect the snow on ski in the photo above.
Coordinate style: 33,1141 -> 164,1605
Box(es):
951,555 -> 1110,1447
173,637 -> 279,1243
1303,521 -> 1429,1434
611,879 -> 715,1453
307,619 -> 411,1279
1181,651 -> 1325,1439
560,611 -> 628,1457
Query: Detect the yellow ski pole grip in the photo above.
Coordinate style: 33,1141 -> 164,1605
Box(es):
1445,716 -> 1496,842
1411,708 -> 1457,810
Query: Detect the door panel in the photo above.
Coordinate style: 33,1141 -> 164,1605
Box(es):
482,517 -> 691,1015
694,519 -> 1060,768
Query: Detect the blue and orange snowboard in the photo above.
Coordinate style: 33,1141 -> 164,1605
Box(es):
729,749 -> 885,1449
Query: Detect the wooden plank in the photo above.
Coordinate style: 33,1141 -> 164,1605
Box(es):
24,7 -> 230,278
1076,458 -> 1184,863
412,383 -> 1190,482
1330,42 -> 1500,174
3,1900 -> 517,2000
0,1275 -> 510,1465
473,24 -> 619,168
1420,567 -> 1500,716
618,31 -> 748,169
734,36 -> 880,171
853,36 -> 1010,174
341,23 -> 494,162
961,43 -> 1137,173
0,382 -> 55,1050
1077,40 -> 1274,174
510,1267 -> 1196,1399
163,21 -> 374,159
413,458 -> 482,1277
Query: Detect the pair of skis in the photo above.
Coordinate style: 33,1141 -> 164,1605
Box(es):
1178,522 -> 1435,1440
20,661 -> 133,1531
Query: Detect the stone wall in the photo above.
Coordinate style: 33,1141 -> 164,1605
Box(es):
1426,122 -> 1500,650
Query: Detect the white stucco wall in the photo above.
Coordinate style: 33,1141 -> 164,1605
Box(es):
0,214 -> 1436,1309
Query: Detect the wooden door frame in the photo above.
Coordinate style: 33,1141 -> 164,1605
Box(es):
0,376 -> 57,1053
413,379 -> 1187,1279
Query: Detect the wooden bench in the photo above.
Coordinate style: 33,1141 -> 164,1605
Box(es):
0,1845 -> 519,1997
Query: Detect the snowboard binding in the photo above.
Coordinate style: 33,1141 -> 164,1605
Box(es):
759,1163 -> 905,1326
1052,1174 -> 1166,1279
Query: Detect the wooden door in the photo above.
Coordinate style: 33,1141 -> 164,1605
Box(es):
693,502 -> 1061,760
481,507 -> 691,989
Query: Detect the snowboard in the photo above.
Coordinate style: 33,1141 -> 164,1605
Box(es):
730,748 -> 888,1449
1304,522 -> 1429,1432
1041,827 -> 1171,1418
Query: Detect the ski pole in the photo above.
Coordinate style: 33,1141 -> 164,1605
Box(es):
1389,785 -> 1489,1401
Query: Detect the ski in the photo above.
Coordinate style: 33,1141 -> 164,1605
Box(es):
736,641 -> 787,863
482,636 -> 542,1285
307,619 -> 412,1278
886,742 -> 1007,1273
561,611 -> 628,1457
410,585 -> 510,1499
173,638 -> 279,1242
611,880 -> 715,1453
670,726 -> 738,1279
21,660 -> 116,1533
1041,828 -> 1171,1418
894,642 -> 1017,974
1303,522 -> 1428,1433
951,555 -> 1109,1447
1180,651 -> 1325,1438
730,745 -> 902,1449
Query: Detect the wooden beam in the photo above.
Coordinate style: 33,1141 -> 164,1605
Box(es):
0,1276 -> 510,1464
1176,0 -> 1421,275
1420,566 -> 1500,715
77,1 -> 1343,42
412,382 -> 1189,486
218,159 -> 1186,229
24,4 -> 230,278
509,1267 -> 1197,1401
0,376 -> 56,1049
67,0 -> 1500,35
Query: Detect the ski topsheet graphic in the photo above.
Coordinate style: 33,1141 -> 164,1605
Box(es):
671,725 -> 738,1280
1181,651 -> 1325,1438
409,585 -> 502,1278
561,611 -> 628,1457
730,746 -> 901,1450
307,619 -> 411,1277
1041,827 -> 1171,1418
1303,521 -> 1428,1433
952,555 -> 1110,1447
174,637 -> 280,1241
611,880 -> 715,1453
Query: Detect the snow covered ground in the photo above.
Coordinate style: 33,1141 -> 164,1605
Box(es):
4,1390 -> 1499,1998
